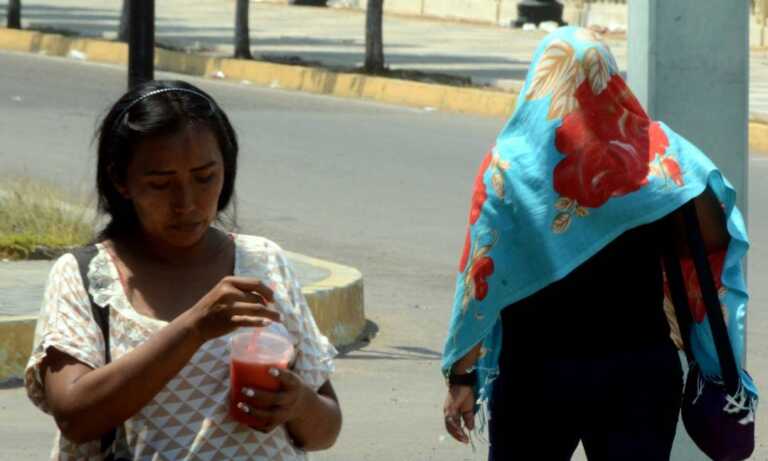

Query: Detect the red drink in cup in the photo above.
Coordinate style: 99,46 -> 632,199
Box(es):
229,327 -> 295,427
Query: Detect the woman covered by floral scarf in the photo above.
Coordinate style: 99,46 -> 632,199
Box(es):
441,27 -> 757,460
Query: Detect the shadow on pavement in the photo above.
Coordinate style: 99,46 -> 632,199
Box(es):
337,321 -> 443,361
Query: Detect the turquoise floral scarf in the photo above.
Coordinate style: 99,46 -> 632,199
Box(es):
442,26 -> 758,415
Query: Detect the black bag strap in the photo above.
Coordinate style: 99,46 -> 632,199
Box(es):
660,219 -> 695,363
662,200 -> 741,395
72,246 -> 111,362
71,245 -> 118,459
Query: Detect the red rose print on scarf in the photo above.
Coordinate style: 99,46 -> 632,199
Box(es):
470,256 -> 494,301
648,122 -> 684,187
459,151 -> 508,272
524,38 -> 684,234
470,153 -> 493,225
553,76 -> 666,208
550,76 -> 684,233
459,153 -> 492,273
460,236 -> 497,312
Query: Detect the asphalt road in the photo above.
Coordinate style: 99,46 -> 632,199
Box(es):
1,51 -> 766,460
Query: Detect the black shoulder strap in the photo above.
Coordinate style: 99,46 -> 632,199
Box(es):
71,245 -> 112,364
662,200 -> 741,395
70,245 -> 118,458
660,218 -> 695,363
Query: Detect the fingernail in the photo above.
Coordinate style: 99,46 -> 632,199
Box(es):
268,368 -> 279,377
261,319 -> 272,326
237,402 -> 251,414
241,387 -> 255,398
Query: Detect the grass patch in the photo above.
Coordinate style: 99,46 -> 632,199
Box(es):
0,178 -> 94,260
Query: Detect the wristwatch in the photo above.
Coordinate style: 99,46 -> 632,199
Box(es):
447,368 -> 477,386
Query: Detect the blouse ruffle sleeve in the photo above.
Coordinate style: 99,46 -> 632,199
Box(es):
24,253 -> 106,415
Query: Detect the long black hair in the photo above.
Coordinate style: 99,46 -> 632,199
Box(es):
95,80 -> 238,240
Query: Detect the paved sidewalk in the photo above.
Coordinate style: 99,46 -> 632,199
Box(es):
1,0 -> 766,118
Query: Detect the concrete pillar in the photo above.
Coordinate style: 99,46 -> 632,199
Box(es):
628,3 -> 749,459
628,0 -> 749,215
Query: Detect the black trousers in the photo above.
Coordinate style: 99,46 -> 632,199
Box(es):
488,341 -> 684,461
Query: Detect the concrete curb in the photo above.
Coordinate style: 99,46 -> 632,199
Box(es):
0,253 -> 365,382
2,27 -> 766,151
0,28 -> 498,116
286,251 -> 366,347
750,114 -> 768,153
0,316 -> 37,383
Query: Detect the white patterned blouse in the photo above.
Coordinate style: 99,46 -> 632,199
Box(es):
25,234 -> 337,461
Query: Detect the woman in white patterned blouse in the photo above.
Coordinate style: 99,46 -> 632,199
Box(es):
25,80 -> 341,460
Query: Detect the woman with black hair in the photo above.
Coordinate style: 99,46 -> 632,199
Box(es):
25,80 -> 341,460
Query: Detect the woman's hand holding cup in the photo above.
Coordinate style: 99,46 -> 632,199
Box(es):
187,276 -> 281,343
236,368 -> 312,433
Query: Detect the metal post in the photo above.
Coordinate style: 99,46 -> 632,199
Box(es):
128,0 -> 155,89
7,0 -> 21,29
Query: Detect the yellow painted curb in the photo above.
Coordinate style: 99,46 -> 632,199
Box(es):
0,254 -> 364,382
286,251 -> 366,348
0,26 -> 766,149
750,117 -> 768,154
78,39 -> 128,65
0,316 -> 36,382
0,29 -> 41,52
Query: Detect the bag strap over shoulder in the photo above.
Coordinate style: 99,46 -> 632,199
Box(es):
660,219 -> 695,363
70,245 -> 119,459
662,200 -> 741,395
71,245 -> 112,363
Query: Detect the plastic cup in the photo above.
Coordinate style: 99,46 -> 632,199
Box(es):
229,326 -> 295,427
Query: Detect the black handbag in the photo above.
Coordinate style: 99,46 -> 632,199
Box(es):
661,201 -> 756,461
73,246 -> 130,461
